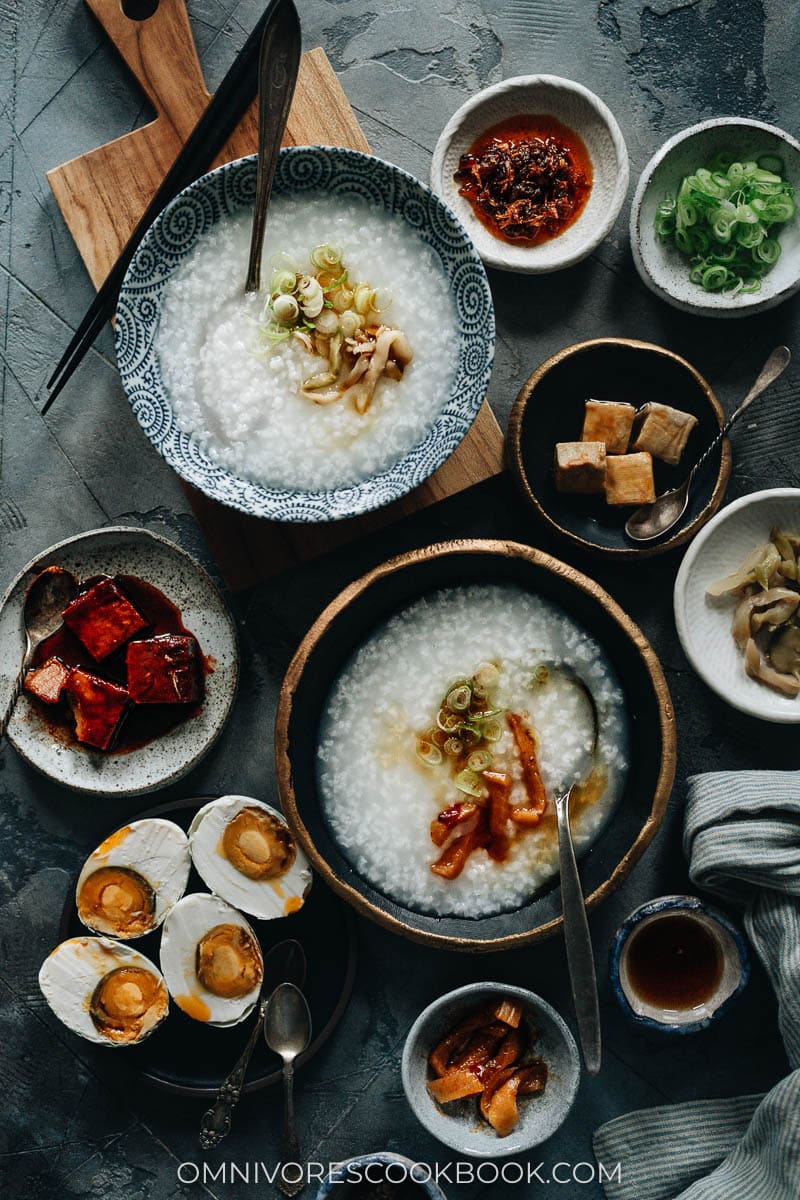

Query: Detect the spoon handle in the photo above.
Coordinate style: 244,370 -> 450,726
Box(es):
556,790 -> 601,1075
0,640 -> 32,743
691,345 -> 791,482
278,1061 -> 304,1197
199,1003 -> 266,1149
244,0 -> 302,293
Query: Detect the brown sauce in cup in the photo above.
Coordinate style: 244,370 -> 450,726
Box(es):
626,913 -> 723,1010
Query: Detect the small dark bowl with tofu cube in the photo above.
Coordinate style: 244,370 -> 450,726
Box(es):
506,338 -> 731,558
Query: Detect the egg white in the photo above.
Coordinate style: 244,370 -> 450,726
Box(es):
38,936 -> 167,1046
159,892 -> 264,1027
75,818 -> 191,938
188,795 -> 312,920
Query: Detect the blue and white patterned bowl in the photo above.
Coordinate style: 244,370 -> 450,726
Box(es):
115,147 -> 495,523
610,895 -> 750,1034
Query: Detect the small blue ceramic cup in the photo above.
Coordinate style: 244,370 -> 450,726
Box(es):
316,1152 -> 447,1200
611,894 -> 749,1034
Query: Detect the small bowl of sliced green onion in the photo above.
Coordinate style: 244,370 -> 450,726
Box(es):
631,117 -> 800,316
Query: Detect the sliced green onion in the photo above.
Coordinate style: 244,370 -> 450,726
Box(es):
416,737 -> 442,766
482,718 -> 503,743
437,708 -> 461,733
446,683 -> 472,712
467,749 -> 493,772
454,768 -> 483,797
443,737 -> 464,758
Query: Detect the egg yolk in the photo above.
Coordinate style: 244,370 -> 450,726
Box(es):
77,867 -> 156,936
221,808 -> 296,881
195,923 -> 263,999
90,967 -> 168,1043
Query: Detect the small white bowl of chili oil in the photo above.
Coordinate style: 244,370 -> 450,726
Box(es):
611,895 -> 749,1034
431,75 -> 629,273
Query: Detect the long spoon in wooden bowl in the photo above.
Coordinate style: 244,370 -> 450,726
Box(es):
537,659 -> 601,1075
0,566 -> 77,742
244,0 -> 301,293
626,345 -> 791,543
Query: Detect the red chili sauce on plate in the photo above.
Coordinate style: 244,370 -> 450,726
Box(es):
454,114 -> 593,245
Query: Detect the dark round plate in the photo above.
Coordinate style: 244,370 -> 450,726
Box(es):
506,338 -> 731,559
276,539 -> 676,952
59,795 -> 358,1097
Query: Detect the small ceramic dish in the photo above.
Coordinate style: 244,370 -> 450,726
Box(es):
401,982 -> 580,1158
610,895 -> 749,1034
674,488 -> 800,723
0,527 -> 238,794
631,117 -> 800,317
431,75 -> 629,273
317,1152 -> 447,1199
506,338 -> 730,559
116,147 -> 494,522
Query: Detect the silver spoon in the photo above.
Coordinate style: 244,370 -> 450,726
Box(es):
244,0 -> 301,293
265,981 -> 312,1197
0,566 -> 77,741
626,344 -> 791,543
199,940 -> 307,1150
537,659 -> 601,1075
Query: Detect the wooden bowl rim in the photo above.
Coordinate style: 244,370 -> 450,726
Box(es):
275,538 -> 676,952
505,337 -> 732,560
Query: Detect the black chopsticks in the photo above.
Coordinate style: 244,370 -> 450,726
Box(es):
44,0 -> 290,415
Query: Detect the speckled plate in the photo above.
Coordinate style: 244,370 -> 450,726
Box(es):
0,527 -> 238,793
431,75 -> 629,273
674,488 -> 800,722
631,118 -> 800,317
115,147 -> 494,522
401,982 -> 580,1158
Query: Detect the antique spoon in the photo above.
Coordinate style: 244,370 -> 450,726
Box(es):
244,0 -> 301,293
265,982 -> 312,1197
626,344 -> 791,543
0,566 -> 77,742
199,939 -> 307,1150
537,659 -> 601,1075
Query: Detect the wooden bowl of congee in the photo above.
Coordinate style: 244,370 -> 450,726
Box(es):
115,147 -> 495,522
276,539 -> 676,951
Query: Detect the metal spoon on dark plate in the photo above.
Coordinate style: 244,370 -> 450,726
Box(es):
626,345 -> 791,543
0,566 -> 77,741
199,939 -> 307,1149
266,982 -> 312,1197
536,660 -> 601,1075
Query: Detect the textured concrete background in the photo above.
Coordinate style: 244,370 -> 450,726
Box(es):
1,1 -> 799,1197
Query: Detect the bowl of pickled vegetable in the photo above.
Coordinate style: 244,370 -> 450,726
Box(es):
631,117 -> 800,316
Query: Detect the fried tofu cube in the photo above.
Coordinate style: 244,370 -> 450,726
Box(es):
64,669 -> 130,750
554,441 -> 607,494
605,453 -> 656,506
62,578 -> 148,662
24,657 -> 71,705
126,635 -> 203,705
581,399 -> 637,454
631,402 -> 699,465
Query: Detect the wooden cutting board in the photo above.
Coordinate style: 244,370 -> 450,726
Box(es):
48,0 -> 504,591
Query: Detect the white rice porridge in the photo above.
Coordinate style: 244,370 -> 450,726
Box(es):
317,584 -> 629,918
155,195 -> 458,491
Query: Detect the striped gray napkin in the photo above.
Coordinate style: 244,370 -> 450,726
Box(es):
593,770 -> 800,1200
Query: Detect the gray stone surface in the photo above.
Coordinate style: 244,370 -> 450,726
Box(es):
1,1 -> 799,1197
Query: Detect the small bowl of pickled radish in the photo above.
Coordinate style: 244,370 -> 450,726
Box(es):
631,117 -> 800,317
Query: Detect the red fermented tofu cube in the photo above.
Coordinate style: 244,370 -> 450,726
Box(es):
24,657 -> 71,704
65,669 -> 130,751
62,578 -> 148,661
126,635 -> 203,705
